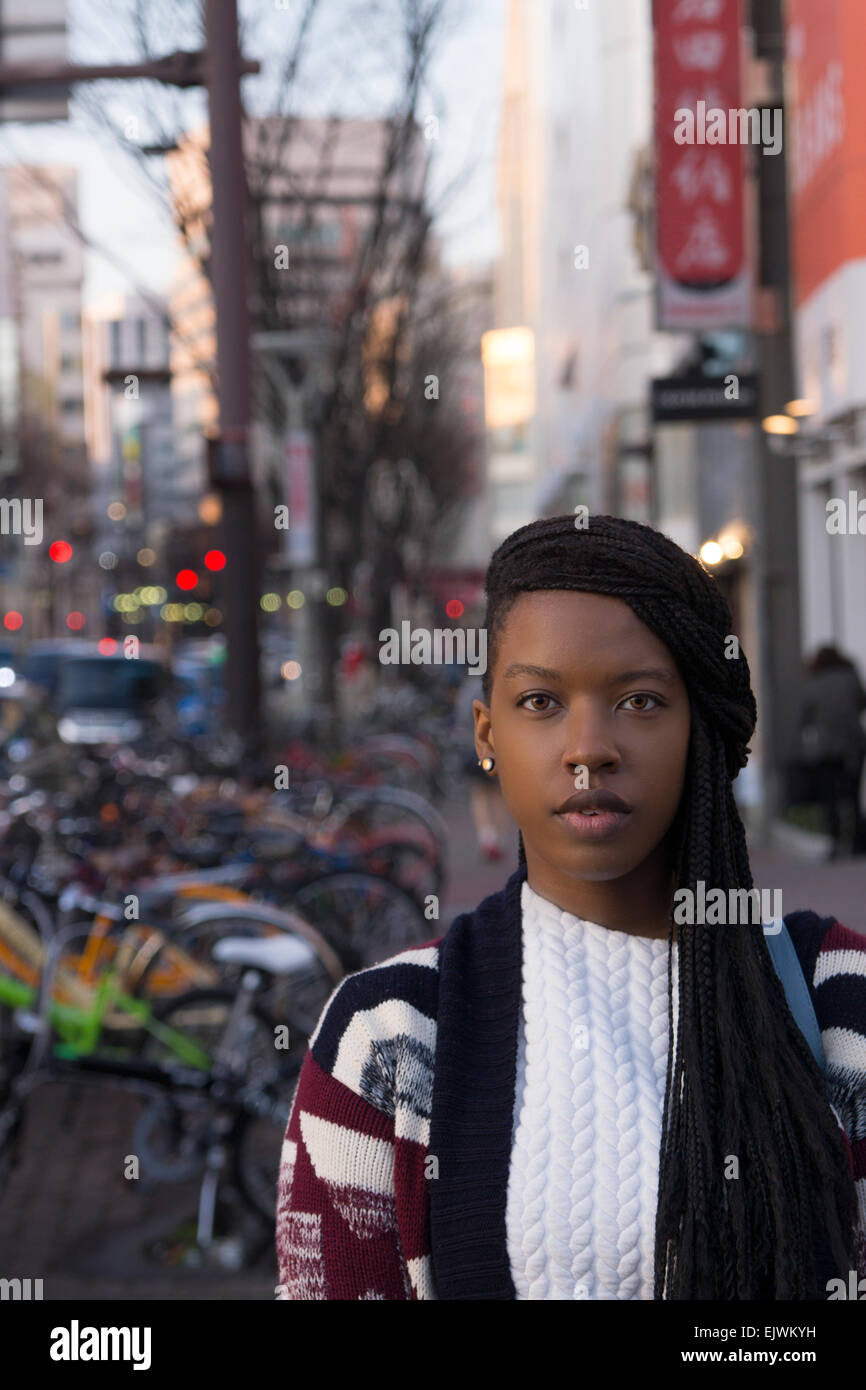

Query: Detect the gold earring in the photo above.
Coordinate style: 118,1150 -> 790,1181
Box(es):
479,756 -> 495,772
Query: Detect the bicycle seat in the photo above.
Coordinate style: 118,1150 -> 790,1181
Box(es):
210,933 -> 318,974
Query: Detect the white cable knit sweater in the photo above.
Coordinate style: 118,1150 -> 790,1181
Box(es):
506,879 -> 679,1300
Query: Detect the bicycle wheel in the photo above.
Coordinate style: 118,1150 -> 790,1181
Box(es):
289,871 -> 430,972
165,915 -> 336,1042
351,825 -> 443,903
233,1086 -> 299,1224
333,786 -> 449,862
347,741 -> 433,797
0,1095 -> 24,1205
135,989 -> 303,1203
142,988 -> 304,1095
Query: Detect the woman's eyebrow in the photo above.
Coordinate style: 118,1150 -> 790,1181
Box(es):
501,662 -> 677,686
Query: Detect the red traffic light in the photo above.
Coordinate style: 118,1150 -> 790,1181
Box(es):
98,638 -> 118,655
176,569 -> 198,591
204,549 -> 226,571
49,540 -> 73,563
3,612 -> 22,631
66,612 -> 85,631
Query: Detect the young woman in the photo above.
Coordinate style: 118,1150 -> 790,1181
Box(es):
276,513 -> 866,1300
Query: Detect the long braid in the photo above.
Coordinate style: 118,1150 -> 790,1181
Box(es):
487,514 -> 855,1299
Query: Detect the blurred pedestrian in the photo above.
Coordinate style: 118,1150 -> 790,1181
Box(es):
453,668 -> 513,860
799,645 -> 866,858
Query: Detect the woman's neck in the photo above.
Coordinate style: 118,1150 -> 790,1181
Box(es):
523,849 -> 677,940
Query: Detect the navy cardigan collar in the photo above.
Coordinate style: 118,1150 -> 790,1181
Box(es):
428,862 -> 527,1300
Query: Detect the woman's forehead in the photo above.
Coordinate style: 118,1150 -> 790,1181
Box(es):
499,590 -> 660,642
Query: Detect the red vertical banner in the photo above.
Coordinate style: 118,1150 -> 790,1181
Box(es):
787,0 -> 866,307
652,0 -> 751,329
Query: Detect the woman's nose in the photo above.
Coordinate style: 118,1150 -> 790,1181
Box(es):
560,704 -> 620,774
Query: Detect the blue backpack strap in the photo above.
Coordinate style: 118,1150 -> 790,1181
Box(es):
764,919 -> 826,1074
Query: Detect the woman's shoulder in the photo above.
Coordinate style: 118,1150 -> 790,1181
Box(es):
785,909 -> 866,1032
306,937 -> 443,1105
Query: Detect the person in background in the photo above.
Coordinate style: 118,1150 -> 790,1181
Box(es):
799,644 -> 866,858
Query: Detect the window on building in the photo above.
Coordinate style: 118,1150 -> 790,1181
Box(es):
61,310 -> 80,333
137,318 -> 148,361
109,320 -> 122,367
60,397 -> 84,414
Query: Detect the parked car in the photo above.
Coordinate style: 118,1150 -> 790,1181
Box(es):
23,639 -> 90,699
56,645 -> 167,746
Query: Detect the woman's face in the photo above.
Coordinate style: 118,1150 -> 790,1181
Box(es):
474,590 -> 691,917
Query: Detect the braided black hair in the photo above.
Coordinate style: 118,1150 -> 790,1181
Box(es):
481,513 -> 855,1299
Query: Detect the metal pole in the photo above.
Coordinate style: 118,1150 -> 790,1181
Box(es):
203,0 -> 261,747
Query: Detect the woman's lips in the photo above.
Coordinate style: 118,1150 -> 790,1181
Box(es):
556,809 -> 631,841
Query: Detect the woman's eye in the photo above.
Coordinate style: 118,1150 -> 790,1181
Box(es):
518,693 -> 556,712
517,692 -> 663,713
620,693 -> 661,712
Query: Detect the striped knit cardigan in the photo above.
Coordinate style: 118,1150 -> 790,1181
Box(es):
275,863 -> 866,1300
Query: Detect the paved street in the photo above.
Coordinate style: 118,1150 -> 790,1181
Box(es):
0,777 -> 863,1300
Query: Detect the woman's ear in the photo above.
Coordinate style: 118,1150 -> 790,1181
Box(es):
474,699 -> 493,755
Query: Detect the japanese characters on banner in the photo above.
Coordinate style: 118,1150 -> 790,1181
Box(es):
652,0 -> 751,330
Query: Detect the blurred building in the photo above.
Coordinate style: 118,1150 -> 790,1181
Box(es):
83,293 -> 189,635
165,116 -> 431,561
413,263 -> 493,619
787,0 -> 866,677
0,164 -> 93,634
488,0 -> 683,542
84,294 -> 188,525
6,166 -> 87,498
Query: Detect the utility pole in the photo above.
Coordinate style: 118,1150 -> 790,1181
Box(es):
0,20 -> 262,744
751,0 -> 801,838
202,0 -> 261,749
